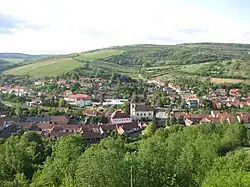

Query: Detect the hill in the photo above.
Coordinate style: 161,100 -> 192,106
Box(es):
0,53 -> 47,60
3,43 -> 250,82
0,53 -> 49,71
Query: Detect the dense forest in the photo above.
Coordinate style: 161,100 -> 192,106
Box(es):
1,123 -> 250,186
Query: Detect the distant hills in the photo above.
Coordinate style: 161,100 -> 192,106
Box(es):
0,53 -> 49,71
0,53 -> 47,60
3,43 -> 250,83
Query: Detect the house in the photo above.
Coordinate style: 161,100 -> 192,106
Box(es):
236,113 -> 250,125
0,118 -> 10,131
147,79 -> 164,87
83,109 -> 105,117
78,100 -> 92,107
64,90 -> 73,96
210,111 -> 235,124
110,110 -> 132,124
49,115 -> 69,124
130,102 -> 154,120
9,86 -> 28,96
200,116 -> 221,124
116,122 -> 140,135
64,94 -> 89,106
184,95 -> 199,109
57,80 -> 67,85
37,123 -> 53,132
16,122 -> 42,132
26,98 -> 42,107
184,114 -> 208,126
34,81 -> 44,86
102,99 -> 129,106
168,83 -> 182,93
156,111 -> 168,119
211,100 -> 222,109
229,89 -> 240,96
81,131 -> 105,143
215,89 -> 226,96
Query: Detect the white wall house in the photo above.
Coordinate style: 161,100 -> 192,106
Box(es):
110,110 -> 132,124
130,102 -> 154,120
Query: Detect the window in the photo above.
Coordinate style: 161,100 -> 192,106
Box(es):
149,113 -> 151,115
140,113 -> 142,116
144,113 -> 146,116
137,113 -> 139,116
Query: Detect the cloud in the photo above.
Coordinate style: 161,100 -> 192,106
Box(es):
0,0 -> 250,54
0,12 -> 47,34
177,28 -> 206,35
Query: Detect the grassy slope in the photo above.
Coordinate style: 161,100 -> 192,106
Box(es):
4,49 -> 129,77
4,43 -> 250,82
76,49 -> 122,61
5,58 -> 81,77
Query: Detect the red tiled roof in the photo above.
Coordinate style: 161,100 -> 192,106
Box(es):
49,116 -> 69,123
110,110 -> 131,119
57,124 -> 81,131
116,122 -> 139,131
230,89 -> 239,93
37,123 -> 53,130
64,94 -> 88,100
171,112 -> 186,118
184,114 -> 208,119
237,113 -> 250,123
134,103 -> 154,112
81,131 -> 104,138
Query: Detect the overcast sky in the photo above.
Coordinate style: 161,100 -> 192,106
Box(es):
0,0 -> 250,54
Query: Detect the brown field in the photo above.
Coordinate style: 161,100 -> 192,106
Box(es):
210,78 -> 245,84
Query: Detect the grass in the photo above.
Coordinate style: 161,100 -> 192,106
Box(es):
4,58 -> 81,77
0,58 -> 24,63
77,49 -> 123,61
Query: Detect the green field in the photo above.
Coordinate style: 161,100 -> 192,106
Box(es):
4,58 -> 81,77
76,49 -> 123,61
0,58 -> 24,63
3,43 -> 250,82
3,49 -> 126,77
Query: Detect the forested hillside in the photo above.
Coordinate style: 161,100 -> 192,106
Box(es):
3,43 -> 250,81
1,124 -> 250,186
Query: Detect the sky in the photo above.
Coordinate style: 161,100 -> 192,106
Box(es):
0,0 -> 250,54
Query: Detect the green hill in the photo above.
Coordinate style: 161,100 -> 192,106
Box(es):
3,43 -> 250,81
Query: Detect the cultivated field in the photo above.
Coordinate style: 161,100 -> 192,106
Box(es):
76,49 -> 123,61
210,78 -> 245,84
4,58 -> 81,77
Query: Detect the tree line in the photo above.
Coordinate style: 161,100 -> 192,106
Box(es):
1,123 -> 250,186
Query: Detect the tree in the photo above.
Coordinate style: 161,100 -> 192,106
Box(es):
58,98 -> 66,107
15,106 -> 22,117
122,102 -> 130,114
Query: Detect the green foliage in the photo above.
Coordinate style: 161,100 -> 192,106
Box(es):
4,43 -> 250,81
1,124 -> 250,186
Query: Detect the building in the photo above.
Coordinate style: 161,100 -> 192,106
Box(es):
49,115 -> 69,124
184,94 -> 199,109
184,114 -> 207,126
130,102 -> 154,120
110,110 -> 132,124
64,94 -> 90,106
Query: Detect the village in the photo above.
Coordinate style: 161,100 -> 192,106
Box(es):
0,75 -> 249,143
